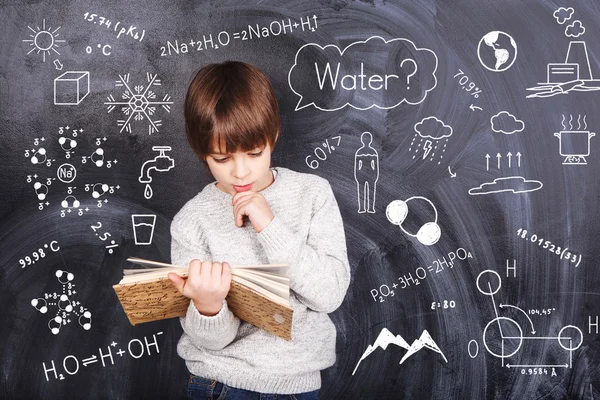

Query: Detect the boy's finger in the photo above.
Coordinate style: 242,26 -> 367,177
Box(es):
200,260 -> 212,279
189,259 -> 202,277
232,190 -> 255,206
168,273 -> 185,294
211,262 -> 222,283
222,262 -> 232,290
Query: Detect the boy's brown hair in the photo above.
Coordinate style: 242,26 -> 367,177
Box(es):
184,61 -> 280,163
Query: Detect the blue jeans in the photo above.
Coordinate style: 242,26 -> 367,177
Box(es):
186,373 -> 320,400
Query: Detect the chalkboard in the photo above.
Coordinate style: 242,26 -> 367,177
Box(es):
1,1 -> 599,399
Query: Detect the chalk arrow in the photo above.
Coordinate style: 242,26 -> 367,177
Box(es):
469,104 -> 482,111
53,59 -> 63,70
496,153 -> 501,169
499,303 -> 536,334
506,364 -> 568,368
448,166 -> 456,178
516,152 -> 522,167
485,154 -> 490,171
507,152 -> 512,168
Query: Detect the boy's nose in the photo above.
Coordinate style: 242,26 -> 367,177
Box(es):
232,160 -> 250,180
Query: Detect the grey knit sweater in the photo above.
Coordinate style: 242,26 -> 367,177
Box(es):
170,167 -> 351,394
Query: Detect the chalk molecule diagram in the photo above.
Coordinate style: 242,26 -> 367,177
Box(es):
104,72 -> 173,134
386,196 -> 441,245
470,270 -> 582,369
30,270 -> 92,335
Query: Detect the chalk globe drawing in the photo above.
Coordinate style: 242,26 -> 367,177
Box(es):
478,31 -> 518,72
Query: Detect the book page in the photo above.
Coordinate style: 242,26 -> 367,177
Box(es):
232,269 -> 289,301
232,275 -> 289,307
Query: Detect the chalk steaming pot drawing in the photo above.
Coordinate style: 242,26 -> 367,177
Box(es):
553,130 -> 595,165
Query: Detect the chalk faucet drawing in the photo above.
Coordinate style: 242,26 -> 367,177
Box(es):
555,115 -> 595,165
472,270 -> 583,369
354,132 -> 379,213
352,327 -> 447,375
386,196 -> 441,245
138,146 -> 175,199
288,35 -> 438,111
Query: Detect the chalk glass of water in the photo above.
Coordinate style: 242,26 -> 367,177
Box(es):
131,214 -> 156,245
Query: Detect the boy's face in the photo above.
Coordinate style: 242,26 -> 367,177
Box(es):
206,143 -> 274,196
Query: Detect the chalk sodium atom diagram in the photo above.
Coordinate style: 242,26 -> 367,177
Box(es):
105,72 -> 173,134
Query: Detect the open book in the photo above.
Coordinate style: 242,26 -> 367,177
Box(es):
113,257 -> 293,341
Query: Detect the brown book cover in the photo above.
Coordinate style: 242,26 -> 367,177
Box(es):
113,259 -> 293,341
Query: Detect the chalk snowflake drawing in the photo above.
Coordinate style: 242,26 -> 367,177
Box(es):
31,270 -> 92,335
104,73 -> 173,134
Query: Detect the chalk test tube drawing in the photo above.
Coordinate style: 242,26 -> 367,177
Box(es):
352,328 -> 447,375
31,270 -> 92,334
555,114 -> 595,165
490,111 -> 524,135
354,132 -> 379,213
105,72 -> 173,134
386,196 -> 441,245
410,116 -> 452,164
132,214 -> 156,245
54,72 -> 90,105
471,270 -> 583,369
526,39 -> 600,97
139,146 -> 175,199
22,19 -> 66,63
469,176 -> 543,195
477,31 -> 517,72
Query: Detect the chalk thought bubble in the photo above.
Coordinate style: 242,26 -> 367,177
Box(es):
414,116 -> 453,140
288,36 -> 438,111
490,111 -> 524,135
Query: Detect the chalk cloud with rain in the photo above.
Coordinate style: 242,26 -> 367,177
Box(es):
409,116 -> 453,164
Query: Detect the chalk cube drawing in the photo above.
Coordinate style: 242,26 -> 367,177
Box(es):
54,71 -> 90,105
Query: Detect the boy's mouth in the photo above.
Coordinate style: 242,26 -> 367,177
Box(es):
232,183 -> 253,192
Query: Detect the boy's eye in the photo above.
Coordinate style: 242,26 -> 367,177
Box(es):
213,157 -> 229,163
249,151 -> 263,157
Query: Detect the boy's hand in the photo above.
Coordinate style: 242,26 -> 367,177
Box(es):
232,191 -> 274,232
168,260 -> 231,316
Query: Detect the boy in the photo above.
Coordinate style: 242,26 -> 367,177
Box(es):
168,61 -> 350,399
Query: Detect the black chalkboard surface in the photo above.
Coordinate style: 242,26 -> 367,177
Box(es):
1,1 -> 599,399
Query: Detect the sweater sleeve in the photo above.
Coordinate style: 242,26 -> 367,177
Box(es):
257,180 -> 350,313
171,211 -> 241,350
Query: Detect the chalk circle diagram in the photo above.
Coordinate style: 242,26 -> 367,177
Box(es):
477,31 -> 518,72
469,176 -> 543,195
288,35 -> 439,111
386,196 -> 441,245
475,270 -> 583,366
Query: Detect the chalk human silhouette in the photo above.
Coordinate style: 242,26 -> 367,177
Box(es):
354,132 -> 379,213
